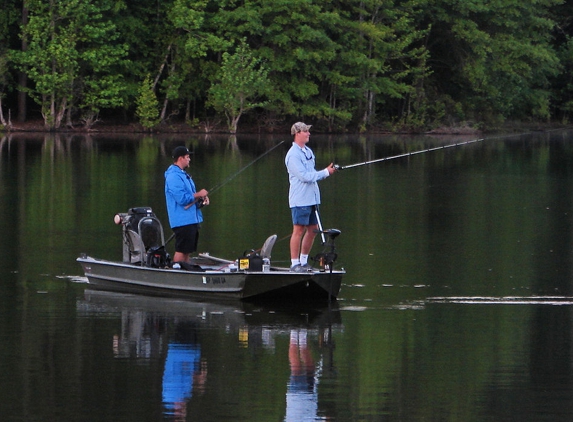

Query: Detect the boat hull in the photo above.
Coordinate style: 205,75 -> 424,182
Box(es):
77,256 -> 343,301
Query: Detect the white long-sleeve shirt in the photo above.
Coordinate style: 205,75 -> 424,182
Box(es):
285,142 -> 329,208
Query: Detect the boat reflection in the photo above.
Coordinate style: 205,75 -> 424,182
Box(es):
76,289 -> 342,421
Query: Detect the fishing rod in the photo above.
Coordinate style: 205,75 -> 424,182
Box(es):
164,141 -> 285,246
210,140 -> 285,193
334,137 -> 484,170
185,140 -> 285,209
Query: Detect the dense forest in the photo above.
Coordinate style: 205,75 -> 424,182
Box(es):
1,0 -> 573,133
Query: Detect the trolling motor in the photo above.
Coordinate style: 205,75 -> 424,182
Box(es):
313,229 -> 341,271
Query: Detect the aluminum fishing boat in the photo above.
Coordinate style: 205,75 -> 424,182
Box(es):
77,207 -> 344,301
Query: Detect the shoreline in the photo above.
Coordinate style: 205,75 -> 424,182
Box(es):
1,118 -> 569,136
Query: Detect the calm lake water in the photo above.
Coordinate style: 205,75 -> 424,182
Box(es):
2,129 -> 573,421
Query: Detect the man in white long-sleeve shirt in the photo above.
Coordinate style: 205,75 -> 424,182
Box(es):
284,122 -> 336,272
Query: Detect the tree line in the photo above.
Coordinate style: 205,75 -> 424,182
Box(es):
1,0 -> 572,133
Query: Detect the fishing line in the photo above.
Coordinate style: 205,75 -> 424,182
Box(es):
334,128 -> 573,171
335,138 -> 484,170
207,140 -> 285,194
166,141 -> 286,244
185,140 -> 285,209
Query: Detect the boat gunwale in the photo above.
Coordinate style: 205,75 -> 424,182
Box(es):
77,255 -> 346,276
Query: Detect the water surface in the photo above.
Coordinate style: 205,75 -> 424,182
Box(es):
2,129 -> 573,421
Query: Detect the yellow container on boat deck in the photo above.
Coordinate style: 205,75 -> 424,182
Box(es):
239,258 -> 250,270
238,255 -> 263,271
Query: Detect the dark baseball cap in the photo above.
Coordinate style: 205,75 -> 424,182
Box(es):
172,146 -> 191,160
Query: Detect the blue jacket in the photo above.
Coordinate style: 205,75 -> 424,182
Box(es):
285,142 -> 329,207
164,164 -> 203,228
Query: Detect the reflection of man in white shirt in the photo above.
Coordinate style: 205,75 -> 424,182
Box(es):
284,329 -> 320,421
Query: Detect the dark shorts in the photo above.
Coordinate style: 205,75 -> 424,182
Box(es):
173,224 -> 200,254
291,205 -> 318,226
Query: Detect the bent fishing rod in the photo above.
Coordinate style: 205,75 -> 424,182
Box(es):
334,137 -> 484,170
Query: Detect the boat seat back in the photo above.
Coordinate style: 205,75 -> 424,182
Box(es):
121,210 -> 166,266
124,229 -> 144,264
260,234 -> 277,259
138,217 -> 163,250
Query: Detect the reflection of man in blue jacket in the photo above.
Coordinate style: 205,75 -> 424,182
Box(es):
165,146 -> 209,264
162,343 -> 207,420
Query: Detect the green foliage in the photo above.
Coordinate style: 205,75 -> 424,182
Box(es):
424,0 -> 561,126
3,0 -> 573,131
208,40 -> 270,133
12,0 -> 129,129
136,75 -> 160,130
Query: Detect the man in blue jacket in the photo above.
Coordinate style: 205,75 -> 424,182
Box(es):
285,122 -> 336,272
165,146 -> 209,264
